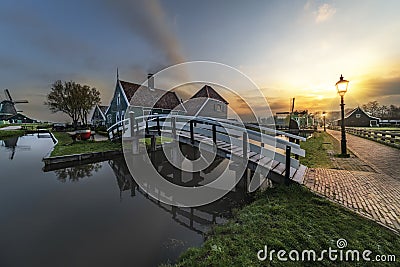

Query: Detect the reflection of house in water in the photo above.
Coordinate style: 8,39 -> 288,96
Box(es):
108,154 -> 251,235
0,136 -> 30,160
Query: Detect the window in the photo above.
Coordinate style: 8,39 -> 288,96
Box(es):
117,93 -> 121,106
116,112 -> 120,122
356,114 -> 361,118
121,111 -> 125,120
215,104 -> 222,112
107,114 -> 112,123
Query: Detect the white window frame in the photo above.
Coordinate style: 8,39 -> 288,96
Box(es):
117,93 -> 121,106
356,114 -> 361,118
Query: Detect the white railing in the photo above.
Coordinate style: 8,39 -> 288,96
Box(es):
108,114 -> 306,181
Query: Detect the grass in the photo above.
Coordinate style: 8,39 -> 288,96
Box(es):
174,184 -> 399,266
0,130 -> 25,140
50,132 -> 121,157
299,131 -> 341,168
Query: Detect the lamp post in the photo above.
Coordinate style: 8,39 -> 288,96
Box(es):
322,111 -> 326,132
335,74 -> 349,156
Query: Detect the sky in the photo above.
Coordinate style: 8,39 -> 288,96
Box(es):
1,0 -> 400,122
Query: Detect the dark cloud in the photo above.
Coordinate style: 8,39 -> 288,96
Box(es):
103,0 -> 185,65
361,75 -> 400,98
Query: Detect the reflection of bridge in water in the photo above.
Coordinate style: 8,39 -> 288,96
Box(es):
109,156 -> 251,235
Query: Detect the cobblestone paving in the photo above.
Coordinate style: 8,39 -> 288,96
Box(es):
327,129 -> 400,179
304,130 -> 400,232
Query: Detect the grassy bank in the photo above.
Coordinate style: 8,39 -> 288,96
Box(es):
50,132 -> 121,157
0,130 -> 25,140
299,131 -> 341,168
174,184 -> 399,266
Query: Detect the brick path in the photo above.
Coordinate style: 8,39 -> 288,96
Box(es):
304,130 -> 400,233
327,129 -> 400,179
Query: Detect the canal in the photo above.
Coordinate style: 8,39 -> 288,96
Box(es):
0,134 -> 251,266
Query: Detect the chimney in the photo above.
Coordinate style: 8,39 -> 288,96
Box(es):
147,73 -> 154,90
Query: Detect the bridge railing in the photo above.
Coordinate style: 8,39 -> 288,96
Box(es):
109,113 -> 306,182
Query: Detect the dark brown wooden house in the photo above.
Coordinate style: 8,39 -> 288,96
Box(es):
335,107 -> 380,127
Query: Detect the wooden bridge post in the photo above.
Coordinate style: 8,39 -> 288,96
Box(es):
295,139 -> 300,160
212,125 -> 217,145
130,111 -> 139,155
146,119 -> 149,135
156,116 -> 161,136
129,111 -> 135,137
171,116 -> 177,140
151,135 -> 156,152
285,145 -> 291,185
190,120 -> 194,144
243,131 -> 248,162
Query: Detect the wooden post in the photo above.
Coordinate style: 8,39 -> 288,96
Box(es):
295,139 -> 300,160
171,116 -> 177,140
129,111 -> 135,137
132,137 -> 139,154
285,145 -> 291,185
190,120 -> 194,144
151,135 -> 156,152
156,116 -> 161,136
243,131 -> 248,162
146,119 -> 149,135
212,125 -> 217,144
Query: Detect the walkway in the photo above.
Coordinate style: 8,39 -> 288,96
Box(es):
328,129 -> 400,179
304,130 -> 400,233
0,126 -> 22,131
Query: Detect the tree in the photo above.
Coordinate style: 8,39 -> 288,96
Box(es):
45,80 -> 100,128
362,101 -> 380,117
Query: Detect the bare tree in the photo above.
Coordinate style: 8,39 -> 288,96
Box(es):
45,80 -> 100,129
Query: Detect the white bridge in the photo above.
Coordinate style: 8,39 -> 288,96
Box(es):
107,113 -> 307,185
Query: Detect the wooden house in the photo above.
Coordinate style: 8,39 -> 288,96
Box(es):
335,106 -> 380,127
105,74 -> 185,128
184,85 -> 228,119
90,105 -> 108,127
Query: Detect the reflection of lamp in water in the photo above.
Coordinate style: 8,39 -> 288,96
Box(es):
335,74 -> 349,156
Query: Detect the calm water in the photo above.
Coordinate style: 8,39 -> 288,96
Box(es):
0,134 -> 250,267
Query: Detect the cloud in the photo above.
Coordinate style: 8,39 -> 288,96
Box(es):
360,75 -> 400,98
104,0 -> 185,66
315,3 -> 336,23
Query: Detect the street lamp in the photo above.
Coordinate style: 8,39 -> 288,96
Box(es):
322,111 -> 326,132
335,74 -> 349,156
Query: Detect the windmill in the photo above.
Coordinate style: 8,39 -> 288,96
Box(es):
0,89 -> 28,120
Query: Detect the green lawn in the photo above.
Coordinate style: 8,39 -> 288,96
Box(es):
174,184 -> 399,266
299,131 -> 342,168
50,132 -> 121,157
0,130 -> 25,140
169,131 -> 399,266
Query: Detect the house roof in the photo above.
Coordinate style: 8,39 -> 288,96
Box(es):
98,105 -> 108,115
181,98 -> 208,116
119,80 -> 184,111
190,85 -> 229,104
344,106 -> 380,120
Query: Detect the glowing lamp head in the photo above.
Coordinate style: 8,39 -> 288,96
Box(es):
335,74 -> 349,96
322,111 -> 327,117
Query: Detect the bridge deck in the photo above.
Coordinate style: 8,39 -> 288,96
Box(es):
177,130 -> 307,184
